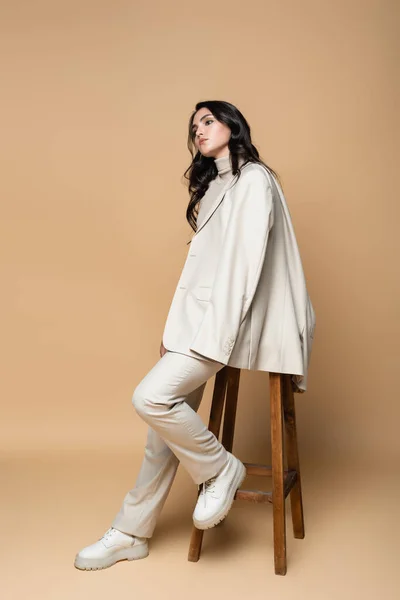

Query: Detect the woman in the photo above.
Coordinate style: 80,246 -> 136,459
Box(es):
74,100 -> 316,571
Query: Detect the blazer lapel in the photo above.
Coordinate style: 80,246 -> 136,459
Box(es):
194,177 -> 233,237
193,161 -> 253,238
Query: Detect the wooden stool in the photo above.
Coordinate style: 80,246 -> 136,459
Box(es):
187,366 -> 305,576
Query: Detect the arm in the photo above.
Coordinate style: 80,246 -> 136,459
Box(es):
189,167 -> 274,362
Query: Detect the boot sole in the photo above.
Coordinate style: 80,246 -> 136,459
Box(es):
193,460 -> 246,530
74,543 -> 149,570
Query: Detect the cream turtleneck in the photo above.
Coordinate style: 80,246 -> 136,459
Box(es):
214,154 -> 234,180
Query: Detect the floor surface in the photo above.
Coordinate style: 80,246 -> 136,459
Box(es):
2,449 -> 398,600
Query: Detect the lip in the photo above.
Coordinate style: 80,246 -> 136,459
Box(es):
199,139 -> 208,145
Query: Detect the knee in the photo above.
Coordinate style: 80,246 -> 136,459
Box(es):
132,386 -> 149,418
132,384 -> 162,420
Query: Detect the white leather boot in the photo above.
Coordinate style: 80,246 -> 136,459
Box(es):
192,451 -> 246,530
74,527 -> 149,570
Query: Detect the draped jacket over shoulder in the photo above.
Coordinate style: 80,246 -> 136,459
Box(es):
162,157 -> 316,393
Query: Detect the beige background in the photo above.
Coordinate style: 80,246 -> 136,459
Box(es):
1,1 -> 399,598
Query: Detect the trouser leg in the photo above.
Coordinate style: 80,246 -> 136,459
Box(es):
111,381 -> 206,538
112,351 -> 228,537
130,351 -> 228,486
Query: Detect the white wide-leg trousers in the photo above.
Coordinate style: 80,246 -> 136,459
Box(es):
111,350 -> 228,538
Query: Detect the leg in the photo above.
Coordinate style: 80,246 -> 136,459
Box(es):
131,351 -> 229,485
270,372 -> 287,576
74,354 -> 224,570
221,367 -> 241,451
282,374 -> 305,538
111,381 -> 207,538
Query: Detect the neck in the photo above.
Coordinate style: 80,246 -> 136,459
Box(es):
214,154 -> 246,180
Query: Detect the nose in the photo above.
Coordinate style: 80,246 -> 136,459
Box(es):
196,127 -> 205,140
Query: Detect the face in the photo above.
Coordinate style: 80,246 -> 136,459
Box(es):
191,107 -> 231,159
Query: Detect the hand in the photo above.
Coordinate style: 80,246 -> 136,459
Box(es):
160,340 -> 167,358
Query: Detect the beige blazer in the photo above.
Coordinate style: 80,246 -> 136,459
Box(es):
162,162 -> 316,393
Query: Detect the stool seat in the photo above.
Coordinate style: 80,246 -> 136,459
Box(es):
187,366 -> 305,576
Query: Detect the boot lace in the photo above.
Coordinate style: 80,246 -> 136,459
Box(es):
101,527 -> 116,542
199,476 -> 218,507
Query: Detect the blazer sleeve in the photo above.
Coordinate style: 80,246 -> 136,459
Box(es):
189,168 -> 274,363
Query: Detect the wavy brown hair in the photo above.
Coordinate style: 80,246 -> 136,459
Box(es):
184,100 -> 282,236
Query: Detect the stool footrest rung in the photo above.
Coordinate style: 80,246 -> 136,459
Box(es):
236,489 -> 272,503
236,469 -> 298,504
243,463 -> 273,477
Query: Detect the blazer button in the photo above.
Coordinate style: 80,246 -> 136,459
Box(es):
223,336 -> 235,355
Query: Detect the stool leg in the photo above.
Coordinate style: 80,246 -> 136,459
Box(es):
221,367 -> 241,452
188,367 -> 228,562
216,367 -> 241,530
270,372 -> 287,576
283,374 -> 305,539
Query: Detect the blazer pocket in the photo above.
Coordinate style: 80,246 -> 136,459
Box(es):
195,286 -> 212,302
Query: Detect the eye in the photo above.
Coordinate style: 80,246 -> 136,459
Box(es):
192,119 -> 214,139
